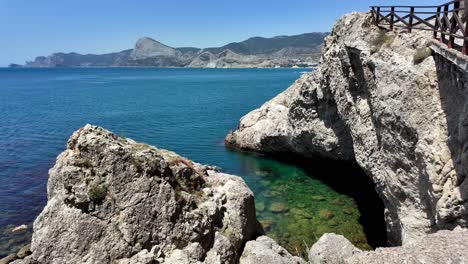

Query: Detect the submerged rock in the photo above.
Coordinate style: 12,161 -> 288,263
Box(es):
318,209 -> 334,220
10,226 -> 27,234
11,125 -> 262,264
270,202 -> 288,213
227,11 -> 468,245
258,219 -> 276,231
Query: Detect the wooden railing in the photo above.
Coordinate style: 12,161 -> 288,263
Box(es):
371,0 -> 468,55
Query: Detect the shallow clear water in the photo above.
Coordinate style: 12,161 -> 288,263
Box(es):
0,68 -> 384,257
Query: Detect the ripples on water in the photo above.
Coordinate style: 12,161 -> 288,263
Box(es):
0,68 -> 384,258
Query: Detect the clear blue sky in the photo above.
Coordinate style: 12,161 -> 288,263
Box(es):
0,0 -> 443,66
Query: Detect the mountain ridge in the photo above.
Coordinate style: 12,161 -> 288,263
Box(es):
15,32 -> 328,68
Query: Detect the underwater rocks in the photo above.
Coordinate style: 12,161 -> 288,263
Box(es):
227,11 -> 468,245
8,125 -> 264,264
270,202 -> 288,213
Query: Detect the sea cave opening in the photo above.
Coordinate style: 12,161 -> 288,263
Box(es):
233,151 -> 388,257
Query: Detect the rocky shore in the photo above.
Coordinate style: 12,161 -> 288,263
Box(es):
3,125 -> 467,263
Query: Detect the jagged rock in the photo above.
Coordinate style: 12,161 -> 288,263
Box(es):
308,233 -> 362,264
227,12 -> 468,245
239,236 -> 305,264
14,125 -> 261,264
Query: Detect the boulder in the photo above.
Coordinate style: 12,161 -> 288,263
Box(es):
239,236 -> 305,264
308,233 -> 361,264
13,125 -> 261,264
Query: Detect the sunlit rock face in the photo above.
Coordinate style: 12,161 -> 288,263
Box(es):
227,12 -> 468,245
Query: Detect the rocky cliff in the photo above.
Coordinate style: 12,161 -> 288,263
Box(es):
226,12 -> 468,246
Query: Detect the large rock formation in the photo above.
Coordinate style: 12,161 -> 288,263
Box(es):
11,125 -> 263,264
226,12 -> 468,245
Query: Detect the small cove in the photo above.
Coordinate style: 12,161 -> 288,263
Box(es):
0,68 -> 386,257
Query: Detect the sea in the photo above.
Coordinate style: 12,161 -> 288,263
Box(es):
0,68 -> 386,258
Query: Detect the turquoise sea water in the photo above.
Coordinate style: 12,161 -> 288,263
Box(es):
0,68 -> 385,258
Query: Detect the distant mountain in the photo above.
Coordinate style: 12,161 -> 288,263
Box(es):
24,50 -> 132,67
17,33 -> 328,68
204,33 -> 327,55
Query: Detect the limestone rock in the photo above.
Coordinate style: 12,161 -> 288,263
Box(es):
239,236 -> 306,264
16,125 -> 261,264
227,12 -> 468,245
308,233 -> 361,264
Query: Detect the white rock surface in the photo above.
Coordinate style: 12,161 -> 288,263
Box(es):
239,236 -> 306,264
308,233 -> 362,264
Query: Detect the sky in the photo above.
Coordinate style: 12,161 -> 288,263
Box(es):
0,0 -> 444,66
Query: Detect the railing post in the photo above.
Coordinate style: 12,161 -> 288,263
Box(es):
371,7 -> 376,24
448,1 -> 460,49
463,0 -> 468,55
434,6 -> 441,39
408,7 -> 414,33
377,6 -> 381,25
390,7 -> 395,31
440,4 -> 449,44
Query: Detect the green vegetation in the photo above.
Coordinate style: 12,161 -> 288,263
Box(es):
413,47 -> 433,64
88,184 -> 107,203
371,30 -> 394,51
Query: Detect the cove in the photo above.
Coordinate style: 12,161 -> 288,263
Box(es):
0,68 -> 385,257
